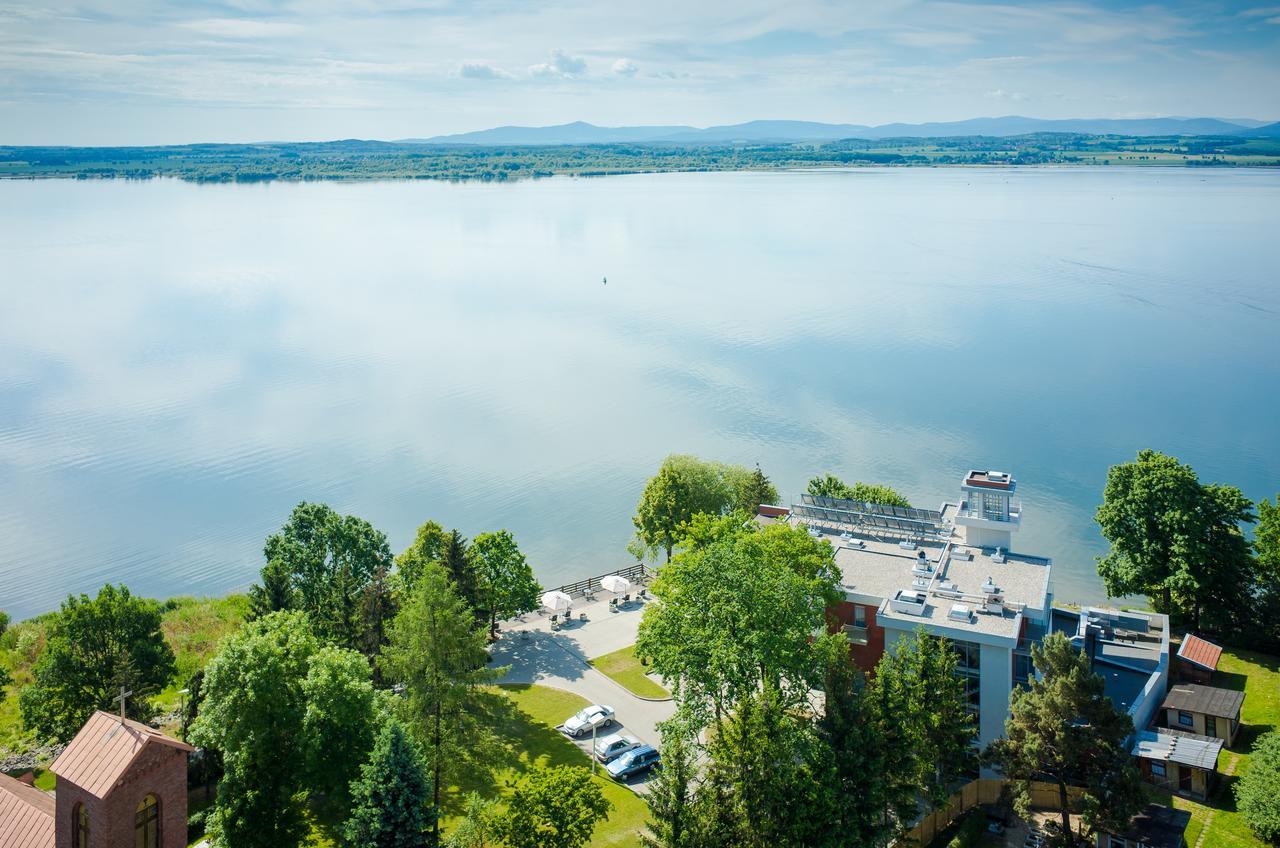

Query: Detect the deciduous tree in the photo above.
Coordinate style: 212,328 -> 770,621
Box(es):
632,455 -> 769,561
806,473 -> 911,507
984,631 -> 1142,846
382,563 -> 501,845
495,765 -> 611,848
20,584 -> 175,742
1237,730 -> 1280,842
396,520 -> 448,594
727,463 -> 780,515
302,645 -> 379,821
1095,450 -> 1257,631
265,502 -> 394,652
637,519 -> 840,731
446,793 -> 497,848
190,611 -> 319,848
345,718 -> 437,848
469,530 -> 539,637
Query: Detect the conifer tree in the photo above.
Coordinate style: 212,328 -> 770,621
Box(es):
248,557 -> 296,620
345,718 -> 436,848
985,631 -> 1142,845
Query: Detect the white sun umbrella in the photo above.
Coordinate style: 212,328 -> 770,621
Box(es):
540,590 -> 573,611
600,575 -> 631,594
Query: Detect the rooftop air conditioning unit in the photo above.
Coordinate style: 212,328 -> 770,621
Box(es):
948,604 -> 973,623
899,541 -> 918,551
982,576 -> 999,594
991,547 -> 1007,564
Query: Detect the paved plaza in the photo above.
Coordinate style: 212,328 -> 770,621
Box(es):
490,592 -> 675,783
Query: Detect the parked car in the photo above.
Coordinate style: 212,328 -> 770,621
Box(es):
593,732 -> 642,763
562,704 -> 615,737
606,744 -> 661,782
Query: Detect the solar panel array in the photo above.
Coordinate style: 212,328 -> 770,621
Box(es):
793,493 -> 948,539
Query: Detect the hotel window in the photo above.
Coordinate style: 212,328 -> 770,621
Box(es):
1151,761 -> 1166,777
1013,652 -> 1033,688
853,605 -> 866,628
1178,711 -> 1194,727
982,492 -> 1005,520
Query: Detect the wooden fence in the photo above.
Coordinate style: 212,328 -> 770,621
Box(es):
901,779 -> 1086,845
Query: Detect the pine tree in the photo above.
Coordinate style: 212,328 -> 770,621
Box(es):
733,463 -> 779,514
248,557 -> 297,620
345,718 -> 436,848
641,733 -> 699,848
440,529 -> 480,617
984,631 -> 1142,845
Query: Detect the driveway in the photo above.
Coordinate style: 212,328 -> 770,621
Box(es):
490,595 -> 675,788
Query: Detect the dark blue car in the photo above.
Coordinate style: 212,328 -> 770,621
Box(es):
605,744 -> 661,782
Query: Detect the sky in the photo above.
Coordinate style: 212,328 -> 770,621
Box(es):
1,0 -> 1279,145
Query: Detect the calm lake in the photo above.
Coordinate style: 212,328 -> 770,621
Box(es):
1,168 -> 1278,620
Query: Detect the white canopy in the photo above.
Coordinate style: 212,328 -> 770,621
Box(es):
541,590 -> 573,611
600,575 -> 631,594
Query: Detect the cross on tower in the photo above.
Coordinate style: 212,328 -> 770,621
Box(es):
114,685 -> 133,723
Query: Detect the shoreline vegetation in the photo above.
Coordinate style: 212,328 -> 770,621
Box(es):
3,133 -> 1280,184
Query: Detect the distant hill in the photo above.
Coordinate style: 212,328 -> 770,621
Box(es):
416,115 -> 1268,145
1244,121 -> 1280,137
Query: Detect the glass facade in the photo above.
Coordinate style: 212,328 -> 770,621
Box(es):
950,639 -> 982,723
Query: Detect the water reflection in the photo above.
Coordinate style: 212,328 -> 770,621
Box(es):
1,169 -> 1277,619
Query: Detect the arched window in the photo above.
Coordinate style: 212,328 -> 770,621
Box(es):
72,803 -> 89,848
135,794 -> 160,848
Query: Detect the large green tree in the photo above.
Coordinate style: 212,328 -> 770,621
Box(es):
632,455 -> 774,561
469,530 -> 539,637
20,584 -> 176,741
264,502 -> 394,651
984,631 -> 1143,846
382,563 -> 501,845
1237,730 -> 1280,842
396,520 -> 448,594
190,611 -> 320,848
1095,449 -> 1257,631
703,683 -> 838,848
302,645 -> 379,821
806,473 -> 911,507
1252,496 -> 1280,651
495,765 -> 611,848
636,518 -> 840,731
344,718 -> 437,848
640,731 -> 699,848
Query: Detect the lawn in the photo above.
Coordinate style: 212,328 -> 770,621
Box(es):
438,683 -> 650,847
589,645 -> 669,700
1153,644 -> 1280,848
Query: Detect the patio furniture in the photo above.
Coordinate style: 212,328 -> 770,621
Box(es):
550,614 -> 559,630
638,588 -> 647,600
579,612 -> 587,621
609,598 -> 619,611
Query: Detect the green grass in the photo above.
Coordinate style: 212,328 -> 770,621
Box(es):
1154,644 -> 1280,847
589,646 -> 670,700
438,683 -> 649,847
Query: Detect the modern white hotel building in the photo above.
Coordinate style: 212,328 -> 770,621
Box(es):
761,470 -> 1169,754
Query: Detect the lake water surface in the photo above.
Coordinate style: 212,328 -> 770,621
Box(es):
1,168 -> 1278,620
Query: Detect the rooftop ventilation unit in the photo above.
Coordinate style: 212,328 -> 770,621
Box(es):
991,547 -> 1007,564
982,576 -> 999,594
890,589 -> 927,616
950,548 -> 972,561
948,604 -> 973,623
899,541 -> 918,551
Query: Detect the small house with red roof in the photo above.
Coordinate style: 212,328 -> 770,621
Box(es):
0,710 -> 192,848
1176,634 -> 1223,685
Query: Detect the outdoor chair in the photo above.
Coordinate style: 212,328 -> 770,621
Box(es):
622,594 -> 631,604
609,598 -> 619,611
550,614 -> 559,630
638,588 -> 647,600
579,612 -> 587,621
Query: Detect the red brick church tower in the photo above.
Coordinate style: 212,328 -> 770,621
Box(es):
0,711 -> 193,848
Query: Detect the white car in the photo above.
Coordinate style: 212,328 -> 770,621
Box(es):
562,704 -> 615,737
593,732 -> 642,763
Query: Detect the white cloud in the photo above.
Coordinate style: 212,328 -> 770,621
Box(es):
456,62 -> 514,80
985,88 -> 1026,101
612,57 -> 638,76
892,30 -> 977,48
178,18 -> 303,39
529,48 -> 587,78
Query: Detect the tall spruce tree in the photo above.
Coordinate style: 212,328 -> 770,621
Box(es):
641,732 -> 700,848
248,557 -> 296,620
345,718 -> 436,848
440,529 -> 480,617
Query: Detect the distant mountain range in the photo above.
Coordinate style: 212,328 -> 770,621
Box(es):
412,116 -> 1280,145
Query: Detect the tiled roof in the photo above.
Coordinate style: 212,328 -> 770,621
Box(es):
1178,634 -> 1223,672
50,711 -> 194,799
0,772 -> 54,848
1132,730 -> 1223,771
1161,683 -> 1245,720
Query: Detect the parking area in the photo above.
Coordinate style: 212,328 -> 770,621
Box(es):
491,592 -> 674,788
